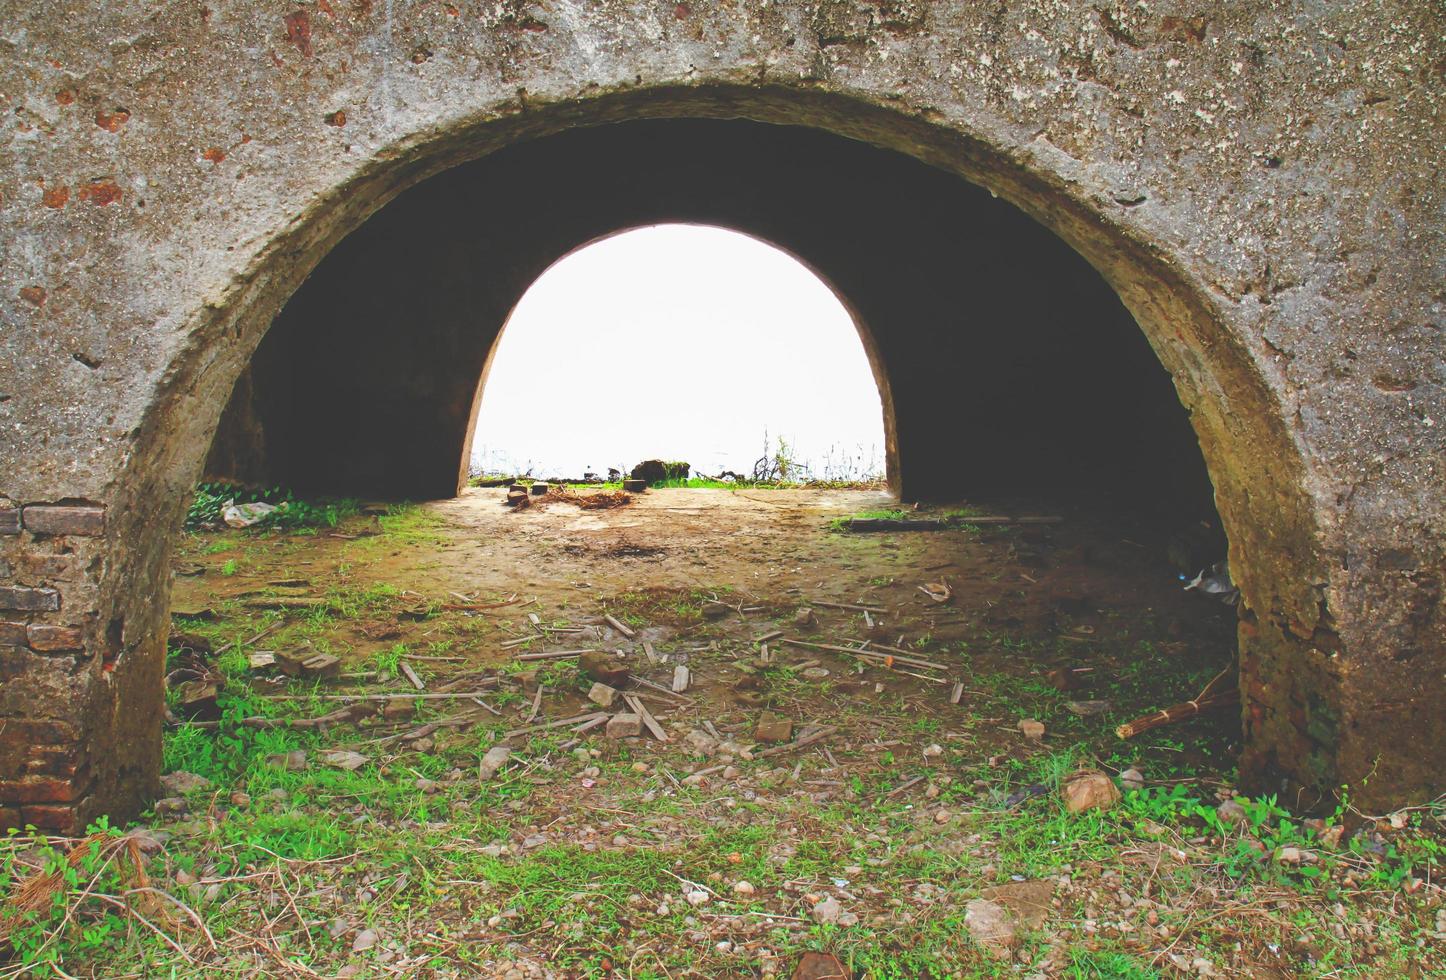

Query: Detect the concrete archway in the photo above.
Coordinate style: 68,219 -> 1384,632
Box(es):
2,3 -> 1440,831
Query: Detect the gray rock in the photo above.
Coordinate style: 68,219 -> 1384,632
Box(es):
479,746 -> 512,780
159,770 -> 211,795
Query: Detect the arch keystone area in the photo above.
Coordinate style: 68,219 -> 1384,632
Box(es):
1,2 -> 1441,831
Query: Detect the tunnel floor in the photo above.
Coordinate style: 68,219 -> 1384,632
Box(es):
127,489 -> 1435,976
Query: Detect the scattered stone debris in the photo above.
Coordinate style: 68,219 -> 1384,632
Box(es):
320,750 -> 368,771
276,649 -> 342,680
579,651 -> 629,687
791,952 -> 850,980
606,713 -> 642,738
1017,718 -> 1045,740
1062,770 -> 1121,813
159,771 -> 211,796
479,745 -> 512,780
963,897 -> 1016,957
754,712 -> 794,743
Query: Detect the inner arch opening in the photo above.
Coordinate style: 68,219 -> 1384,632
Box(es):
468,224 -> 887,483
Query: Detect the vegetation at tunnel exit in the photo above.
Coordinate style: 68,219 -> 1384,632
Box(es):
185,481 -> 359,531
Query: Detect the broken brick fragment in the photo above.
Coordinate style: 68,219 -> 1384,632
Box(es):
95,109 -> 130,132
77,179 -> 122,206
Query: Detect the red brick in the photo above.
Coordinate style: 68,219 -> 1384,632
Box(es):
0,586 -> 59,611
0,775 -> 90,804
26,624 -> 83,652
18,804 -> 79,834
0,621 -> 26,645
22,505 -> 105,536
0,807 -> 21,832
24,749 -> 83,779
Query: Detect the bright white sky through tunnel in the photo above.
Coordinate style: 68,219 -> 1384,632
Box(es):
470,225 -> 886,481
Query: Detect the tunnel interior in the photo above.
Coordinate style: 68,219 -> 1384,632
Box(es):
208,117 -> 1221,540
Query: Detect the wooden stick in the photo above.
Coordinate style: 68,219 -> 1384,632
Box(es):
514,649 -> 596,662
623,694 -> 669,743
603,614 -> 637,639
754,725 -> 838,759
811,600 -> 887,614
210,622 -> 282,660
504,711 -> 607,738
400,661 -> 426,691
1115,664 -> 1238,739
780,638 -> 943,671
255,688 -> 497,702
238,705 -> 364,730
629,676 -> 691,701
525,686 -> 543,723
843,515 -> 1062,531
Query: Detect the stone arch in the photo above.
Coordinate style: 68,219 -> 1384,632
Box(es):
118,88 -> 1317,813
9,70 -> 1431,831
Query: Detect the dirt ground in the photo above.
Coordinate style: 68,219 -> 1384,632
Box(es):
173,487 -> 1241,787
10,488 -> 1438,979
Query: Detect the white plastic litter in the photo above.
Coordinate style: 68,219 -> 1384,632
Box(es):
1184,561 -> 1239,606
222,500 -> 282,528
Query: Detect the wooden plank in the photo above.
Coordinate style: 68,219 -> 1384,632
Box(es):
623,694 -> 669,743
603,614 -> 637,639
400,660 -> 426,691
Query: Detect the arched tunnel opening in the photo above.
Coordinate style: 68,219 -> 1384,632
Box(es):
466,223 -> 889,485
204,117 -> 1222,546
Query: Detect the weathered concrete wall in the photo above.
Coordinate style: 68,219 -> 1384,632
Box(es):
1,1 -> 1441,827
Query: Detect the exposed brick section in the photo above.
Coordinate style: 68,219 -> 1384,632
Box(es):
0,586 -> 60,611
22,504 -> 105,536
0,719 -> 82,780
18,804 -> 80,835
0,775 -> 92,805
26,624 -> 83,652
0,622 -> 26,645
0,508 -> 17,534
0,807 -> 21,833
23,747 -> 83,779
